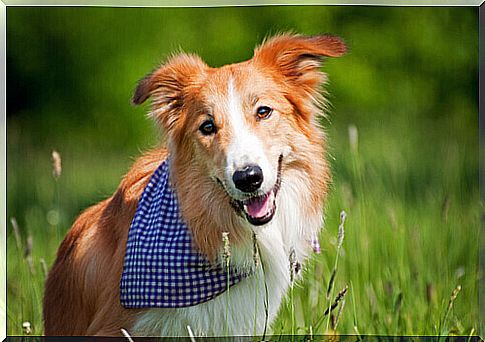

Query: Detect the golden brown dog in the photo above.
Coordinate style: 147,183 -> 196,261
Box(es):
43,33 -> 346,336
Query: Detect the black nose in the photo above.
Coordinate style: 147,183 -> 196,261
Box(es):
232,165 -> 264,193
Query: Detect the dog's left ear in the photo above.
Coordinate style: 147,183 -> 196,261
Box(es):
253,33 -> 346,95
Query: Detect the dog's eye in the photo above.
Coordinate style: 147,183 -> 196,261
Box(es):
256,106 -> 273,120
199,120 -> 216,135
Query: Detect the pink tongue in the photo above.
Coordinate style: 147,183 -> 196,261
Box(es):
245,191 -> 274,218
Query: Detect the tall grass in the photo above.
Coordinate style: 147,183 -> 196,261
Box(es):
6,117 -> 479,336
222,231 -> 231,337
271,120 -> 479,336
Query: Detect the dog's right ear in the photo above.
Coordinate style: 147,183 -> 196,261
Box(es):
253,33 -> 346,99
132,54 -> 208,129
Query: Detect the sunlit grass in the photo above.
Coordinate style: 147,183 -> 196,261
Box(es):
6,119 -> 479,336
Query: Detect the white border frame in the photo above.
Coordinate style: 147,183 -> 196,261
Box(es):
1,1 -> 6,340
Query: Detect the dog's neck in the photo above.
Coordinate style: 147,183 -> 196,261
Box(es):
169,150 -> 327,267
130,143 -> 329,336
131,160 -> 327,337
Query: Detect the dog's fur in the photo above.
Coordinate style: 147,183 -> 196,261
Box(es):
43,34 -> 346,337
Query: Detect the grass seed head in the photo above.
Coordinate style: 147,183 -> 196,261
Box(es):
337,211 -> 346,249
448,284 -> 461,310
24,235 -> 33,259
439,284 -> 462,335
289,247 -> 297,284
252,232 -> 259,267
324,284 -> 349,316
25,235 -> 35,274
52,150 -> 62,179
311,232 -> 321,254
22,321 -> 32,335
10,217 -> 22,251
348,125 -> 358,153
222,231 -> 231,268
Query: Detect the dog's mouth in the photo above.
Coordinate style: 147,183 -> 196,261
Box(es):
217,155 -> 283,226
239,186 -> 278,226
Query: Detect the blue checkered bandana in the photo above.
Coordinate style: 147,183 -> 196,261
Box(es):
120,158 -> 248,308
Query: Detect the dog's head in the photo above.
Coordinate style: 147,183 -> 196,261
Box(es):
133,34 -> 346,228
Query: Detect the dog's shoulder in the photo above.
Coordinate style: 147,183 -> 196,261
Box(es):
97,147 -> 169,241
117,147 -> 169,203
54,147 -> 169,260
99,147 -> 168,240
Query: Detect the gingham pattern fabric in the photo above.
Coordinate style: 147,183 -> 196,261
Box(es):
120,158 -> 247,308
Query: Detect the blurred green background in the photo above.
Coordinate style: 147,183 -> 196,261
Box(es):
6,6 -> 479,336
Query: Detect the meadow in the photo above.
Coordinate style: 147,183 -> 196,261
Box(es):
6,6 -> 480,336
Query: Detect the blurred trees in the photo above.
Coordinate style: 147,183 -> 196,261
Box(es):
6,6 -> 478,226
7,7 -> 477,149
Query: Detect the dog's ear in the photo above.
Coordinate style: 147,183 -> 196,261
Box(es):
253,33 -> 346,95
132,53 -> 208,129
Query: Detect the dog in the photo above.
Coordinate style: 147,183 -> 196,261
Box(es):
43,33 -> 346,337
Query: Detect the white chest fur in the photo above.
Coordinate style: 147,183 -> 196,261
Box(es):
131,182 -> 323,337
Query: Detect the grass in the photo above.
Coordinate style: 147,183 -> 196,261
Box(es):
6,116 -> 479,336
272,120 -> 479,336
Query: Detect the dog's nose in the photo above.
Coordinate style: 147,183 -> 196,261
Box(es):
233,165 -> 264,193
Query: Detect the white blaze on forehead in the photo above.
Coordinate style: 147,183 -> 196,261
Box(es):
225,77 -> 275,195
227,78 -> 249,167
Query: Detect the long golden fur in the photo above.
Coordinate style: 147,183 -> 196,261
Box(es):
43,33 -> 346,336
